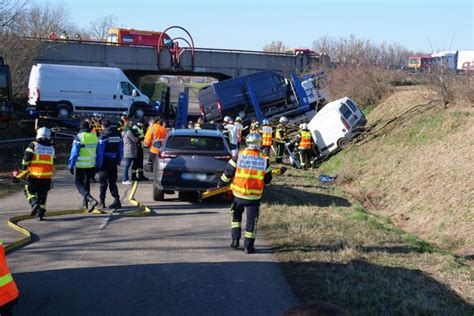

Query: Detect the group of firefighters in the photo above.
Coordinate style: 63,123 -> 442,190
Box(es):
1,113 -> 317,312
215,115 -> 316,169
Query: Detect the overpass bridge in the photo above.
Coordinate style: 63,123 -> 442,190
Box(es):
35,41 -> 326,82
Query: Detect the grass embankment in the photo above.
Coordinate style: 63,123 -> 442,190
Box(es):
260,86 -> 473,315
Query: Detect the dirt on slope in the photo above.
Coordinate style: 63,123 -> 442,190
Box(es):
322,86 -> 474,255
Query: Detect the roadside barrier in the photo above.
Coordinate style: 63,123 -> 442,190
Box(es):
5,180 -> 150,254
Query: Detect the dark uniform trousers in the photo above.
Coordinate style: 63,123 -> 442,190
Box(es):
275,141 -> 286,163
131,145 -> 144,180
24,178 -> 51,210
99,160 -> 119,201
75,167 -> 96,198
230,198 -> 260,248
299,148 -> 312,169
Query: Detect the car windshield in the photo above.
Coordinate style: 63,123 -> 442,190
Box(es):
166,135 -> 226,151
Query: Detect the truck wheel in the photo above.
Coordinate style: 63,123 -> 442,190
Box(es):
153,184 -> 165,201
57,104 -> 72,118
133,107 -> 145,119
337,137 -> 350,149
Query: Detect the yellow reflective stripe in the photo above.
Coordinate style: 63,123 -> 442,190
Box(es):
231,185 -> 263,195
0,273 -> 13,287
30,171 -> 53,176
231,222 -> 241,228
235,172 -> 264,180
21,160 -> 30,166
232,192 -> 262,200
25,185 -> 35,200
229,160 -> 237,167
244,231 -> 256,239
221,174 -> 231,182
265,167 -> 272,173
25,148 -> 34,153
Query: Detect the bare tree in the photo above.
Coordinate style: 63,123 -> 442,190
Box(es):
263,40 -> 289,53
18,2 -> 71,38
0,0 -> 27,31
89,15 -> 117,41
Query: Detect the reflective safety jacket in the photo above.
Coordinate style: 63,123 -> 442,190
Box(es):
144,123 -> 168,155
68,130 -> 99,169
0,240 -> 19,307
133,125 -> 145,146
96,127 -> 123,168
298,130 -> 313,149
22,141 -> 55,179
275,124 -> 287,143
221,148 -> 273,201
261,126 -> 273,147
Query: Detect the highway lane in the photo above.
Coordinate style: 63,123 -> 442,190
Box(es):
1,170 -> 297,315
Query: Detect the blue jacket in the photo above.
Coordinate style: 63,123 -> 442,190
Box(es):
68,128 -> 96,169
96,126 -> 123,168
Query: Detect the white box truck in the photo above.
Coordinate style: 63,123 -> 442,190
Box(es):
28,64 -> 152,118
308,97 -> 366,157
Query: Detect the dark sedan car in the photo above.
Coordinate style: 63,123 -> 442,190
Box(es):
153,128 -> 231,201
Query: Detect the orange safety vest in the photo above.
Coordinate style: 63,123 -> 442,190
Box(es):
144,123 -> 168,154
0,240 -> 19,307
230,148 -> 267,200
298,130 -> 313,149
261,126 -> 273,147
28,142 -> 55,179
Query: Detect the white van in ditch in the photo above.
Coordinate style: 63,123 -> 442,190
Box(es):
308,97 -> 367,157
28,64 -> 151,118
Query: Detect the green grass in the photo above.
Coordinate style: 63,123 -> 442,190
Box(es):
260,169 -> 474,315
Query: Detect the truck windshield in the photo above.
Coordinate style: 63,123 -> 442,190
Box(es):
0,69 -> 9,99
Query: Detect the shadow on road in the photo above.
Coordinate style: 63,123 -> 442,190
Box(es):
280,259 -> 474,315
263,184 -> 351,207
13,261 -> 296,316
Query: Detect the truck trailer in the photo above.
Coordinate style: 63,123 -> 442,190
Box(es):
198,70 -> 327,124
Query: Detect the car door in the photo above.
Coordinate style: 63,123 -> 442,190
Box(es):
339,101 -> 359,128
118,81 -> 135,112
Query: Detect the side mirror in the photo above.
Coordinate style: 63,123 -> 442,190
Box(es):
132,89 -> 138,97
153,140 -> 161,148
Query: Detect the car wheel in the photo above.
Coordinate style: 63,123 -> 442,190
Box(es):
153,184 -> 165,201
57,104 -> 72,118
134,107 -> 145,119
337,137 -> 350,149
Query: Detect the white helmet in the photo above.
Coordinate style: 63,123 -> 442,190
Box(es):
246,133 -> 262,150
279,116 -> 289,124
223,116 -> 232,123
235,116 -> 242,123
262,119 -> 270,125
301,123 -> 309,130
36,127 -> 51,140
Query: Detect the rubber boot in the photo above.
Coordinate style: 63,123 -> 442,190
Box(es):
86,195 -> 98,213
230,238 -> 240,249
138,170 -> 149,181
30,204 -> 41,217
81,198 -> 88,210
108,197 -> 121,210
99,199 -> 106,209
131,170 -> 137,182
244,246 -> 256,254
37,208 -> 46,221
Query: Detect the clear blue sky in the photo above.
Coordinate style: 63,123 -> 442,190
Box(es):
48,0 -> 472,52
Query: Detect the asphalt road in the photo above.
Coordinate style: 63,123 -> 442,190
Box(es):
1,170 -> 297,315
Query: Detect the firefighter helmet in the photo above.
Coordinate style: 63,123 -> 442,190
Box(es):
246,132 -> 262,150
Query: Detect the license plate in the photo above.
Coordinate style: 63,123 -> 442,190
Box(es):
182,173 -> 209,181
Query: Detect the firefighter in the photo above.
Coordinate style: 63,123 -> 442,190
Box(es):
91,113 -> 103,136
260,119 -> 273,157
249,120 -> 260,134
219,133 -> 273,254
294,123 -> 314,170
234,116 -> 244,148
132,118 -> 148,181
96,119 -> 123,209
68,120 -> 99,212
0,239 -> 19,315
117,112 -> 128,133
275,116 -> 289,163
143,117 -> 168,172
59,30 -> 69,41
21,127 -> 55,221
